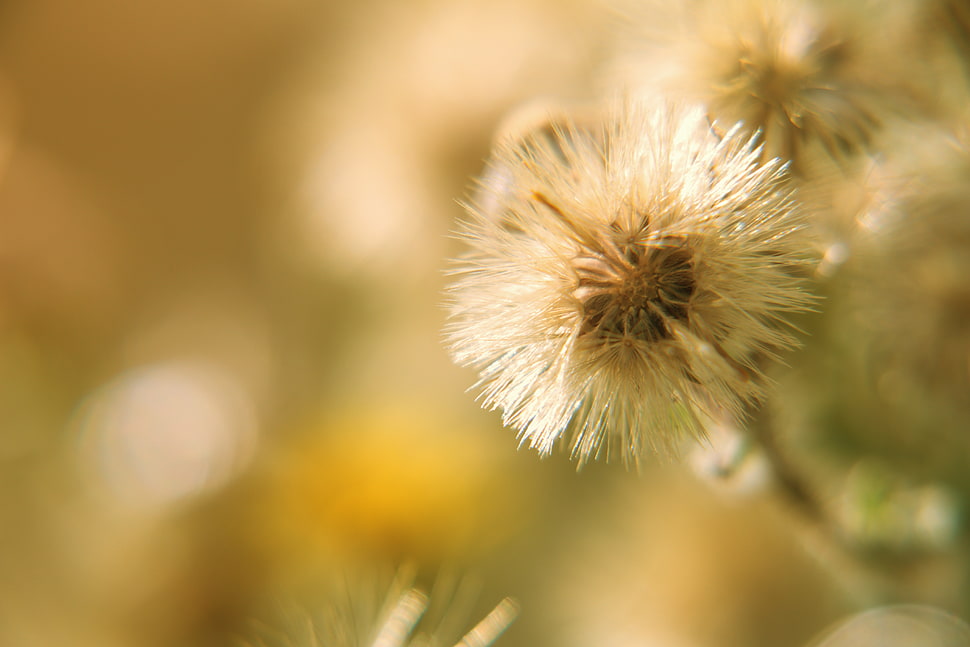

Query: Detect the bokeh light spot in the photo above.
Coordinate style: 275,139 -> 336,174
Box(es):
76,359 -> 258,509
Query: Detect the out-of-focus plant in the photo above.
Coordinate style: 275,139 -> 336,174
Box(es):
239,566 -> 518,647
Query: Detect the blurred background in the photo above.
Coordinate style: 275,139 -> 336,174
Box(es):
1,1 -> 969,646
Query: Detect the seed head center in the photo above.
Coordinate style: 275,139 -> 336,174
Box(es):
572,237 -> 695,342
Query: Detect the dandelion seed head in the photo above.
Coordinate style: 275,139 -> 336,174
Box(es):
612,0 -> 912,165
445,101 -> 814,465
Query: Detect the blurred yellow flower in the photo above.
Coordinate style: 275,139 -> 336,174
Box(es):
257,403 -> 521,569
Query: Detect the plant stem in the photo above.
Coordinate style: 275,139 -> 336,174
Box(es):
748,409 -> 827,523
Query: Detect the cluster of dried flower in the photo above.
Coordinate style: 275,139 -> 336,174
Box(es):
445,0 -> 970,468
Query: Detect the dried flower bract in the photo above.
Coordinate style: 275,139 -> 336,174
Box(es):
445,102 -> 814,465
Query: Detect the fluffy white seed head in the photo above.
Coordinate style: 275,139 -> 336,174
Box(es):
445,101 -> 814,465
